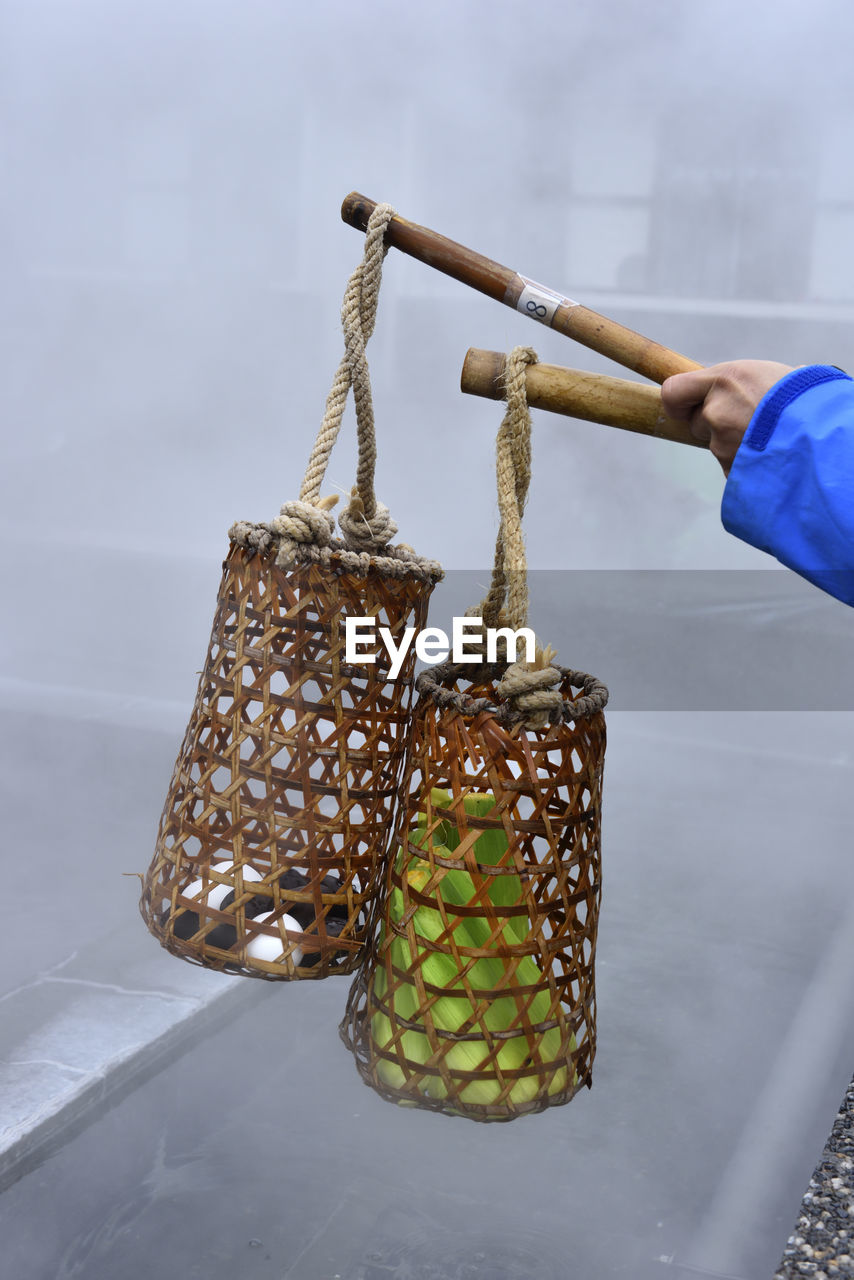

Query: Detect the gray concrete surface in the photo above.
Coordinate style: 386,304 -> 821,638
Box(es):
0,922 -> 272,1191
2,691 -> 854,1277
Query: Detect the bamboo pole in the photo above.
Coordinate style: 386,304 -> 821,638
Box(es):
460,348 -> 704,448
341,192 -> 702,384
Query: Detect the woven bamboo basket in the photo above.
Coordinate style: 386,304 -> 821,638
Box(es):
340,657 -> 607,1119
341,344 -> 608,1119
139,202 -> 442,979
140,542 -> 437,978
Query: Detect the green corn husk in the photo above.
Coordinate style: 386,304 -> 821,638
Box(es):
371,857 -> 574,1105
405,864 -> 570,1104
416,789 -> 528,943
372,865 -> 501,1090
371,948 -> 431,1090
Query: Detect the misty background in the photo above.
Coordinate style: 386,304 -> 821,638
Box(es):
2,3 -> 854,1277
3,0 -> 854,718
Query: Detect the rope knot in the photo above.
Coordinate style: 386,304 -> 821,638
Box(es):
497,661 -> 564,730
338,488 -> 398,552
271,497 -> 338,569
496,642 -> 563,731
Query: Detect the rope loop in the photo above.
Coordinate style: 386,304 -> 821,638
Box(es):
229,201 -> 441,584
453,345 -> 601,731
479,345 -> 537,632
295,201 -> 398,558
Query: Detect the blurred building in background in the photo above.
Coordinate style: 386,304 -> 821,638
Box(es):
2,0 -> 854,707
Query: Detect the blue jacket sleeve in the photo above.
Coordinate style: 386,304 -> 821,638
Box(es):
721,365 -> 854,606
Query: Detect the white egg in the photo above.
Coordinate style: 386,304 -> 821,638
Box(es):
246,911 -> 304,966
233,864 -> 264,886
183,861 -> 263,910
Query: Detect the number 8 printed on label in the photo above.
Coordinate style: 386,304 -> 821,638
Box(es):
515,276 -> 577,327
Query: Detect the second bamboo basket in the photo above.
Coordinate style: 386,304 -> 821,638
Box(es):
341,347 -> 608,1119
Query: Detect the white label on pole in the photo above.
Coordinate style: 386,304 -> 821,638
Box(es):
515,275 -> 577,326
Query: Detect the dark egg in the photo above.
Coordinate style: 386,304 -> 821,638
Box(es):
171,908 -> 200,941
276,869 -> 314,927
170,907 -> 236,951
298,912 -> 349,968
204,922 -> 238,951
278,868 -> 310,893
220,888 -> 270,919
320,874 -> 350,922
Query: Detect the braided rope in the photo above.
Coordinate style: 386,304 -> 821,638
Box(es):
453,346 -> 594,730
299,204 -> 393,514
477,347 -> 536,631
231,202 -> 435,577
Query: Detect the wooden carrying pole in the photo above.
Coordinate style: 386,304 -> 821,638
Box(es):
341,192 -> 702,384
460,348 -> 704,448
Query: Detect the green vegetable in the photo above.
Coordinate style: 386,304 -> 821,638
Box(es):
371,953 -> 431,1090
416,789 -> 529,943
371,853 -> 575,1106
372,859 -> 498,1092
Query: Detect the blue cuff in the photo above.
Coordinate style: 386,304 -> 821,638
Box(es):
722,366 -> 854,606
743,365 -> 851,452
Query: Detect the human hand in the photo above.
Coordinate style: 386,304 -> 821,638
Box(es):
661,360 -> 796,476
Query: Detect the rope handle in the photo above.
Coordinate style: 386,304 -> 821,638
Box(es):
477,346 -> 536,633
271,202 -> 399,568
470,346 -> 567,730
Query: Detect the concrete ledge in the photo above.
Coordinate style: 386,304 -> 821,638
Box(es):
0,925 -> 275,1191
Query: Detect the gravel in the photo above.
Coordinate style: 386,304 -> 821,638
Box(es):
775,1075 -> 854,1277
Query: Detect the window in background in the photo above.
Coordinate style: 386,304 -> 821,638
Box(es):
809,112 -> 854,303
564,96 -> 827,305
647,102 -> 817,302
564,107 -> 655,294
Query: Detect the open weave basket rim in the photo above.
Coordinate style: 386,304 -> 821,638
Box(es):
230,524 -> 444,585
416,659 -> 609,726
